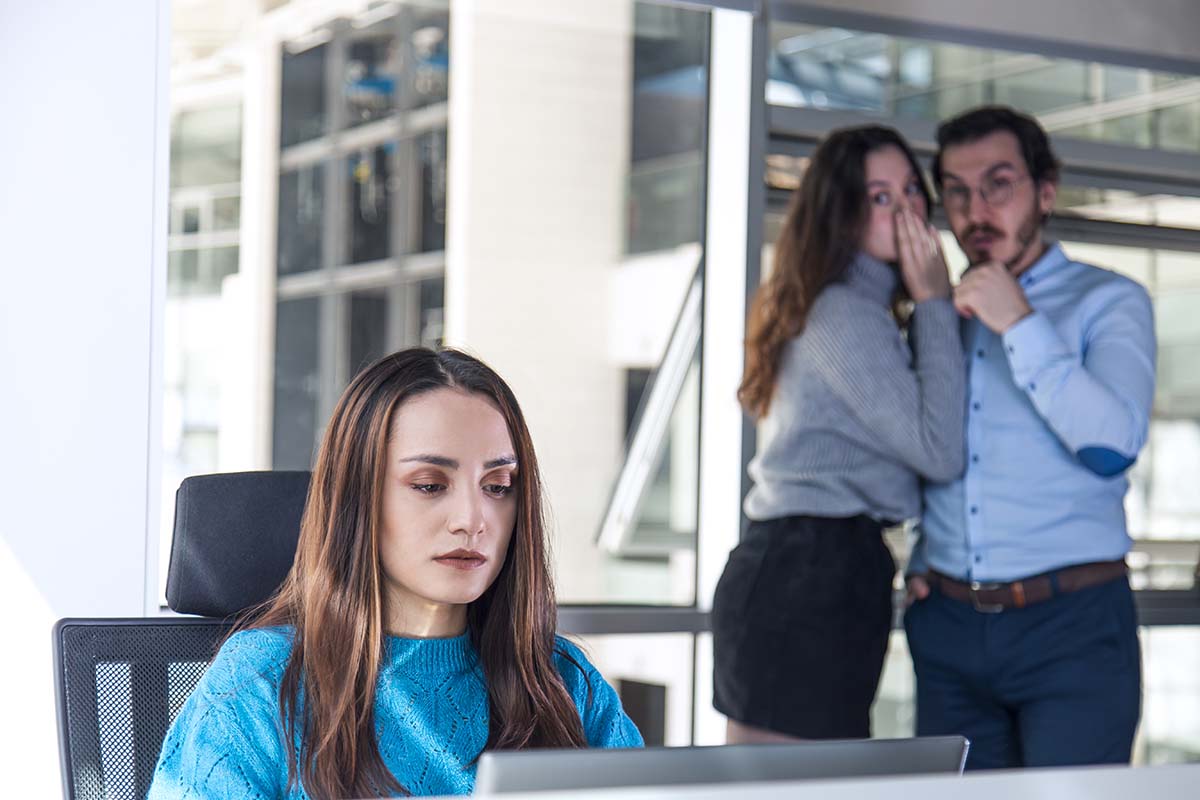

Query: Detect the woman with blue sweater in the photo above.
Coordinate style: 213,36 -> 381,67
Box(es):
149,348 -> 642,799
712,126 -> 965,743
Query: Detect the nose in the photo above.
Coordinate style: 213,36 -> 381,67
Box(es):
965,190 -> 990,226
448,488 -> 486,538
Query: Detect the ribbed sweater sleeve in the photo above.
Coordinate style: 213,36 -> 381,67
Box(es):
805,291 -> 965,483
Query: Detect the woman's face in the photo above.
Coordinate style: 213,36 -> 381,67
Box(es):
861,144 -> 928,263
378,387 -> 519,636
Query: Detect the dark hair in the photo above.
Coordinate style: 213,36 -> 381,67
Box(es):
739,125 -> 930,418
250,347 -> 586,800
932,105 -> 1061,188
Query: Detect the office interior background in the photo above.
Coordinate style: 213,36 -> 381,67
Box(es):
2,0 -> 1200,794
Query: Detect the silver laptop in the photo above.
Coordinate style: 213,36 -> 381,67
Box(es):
473,735 -> 969,795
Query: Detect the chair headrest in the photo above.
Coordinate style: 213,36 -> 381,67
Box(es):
166,471 -> 311,618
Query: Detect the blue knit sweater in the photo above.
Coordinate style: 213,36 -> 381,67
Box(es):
147,627 -> 643,798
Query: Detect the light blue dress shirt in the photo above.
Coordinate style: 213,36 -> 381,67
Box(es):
915,242 -> 1156,582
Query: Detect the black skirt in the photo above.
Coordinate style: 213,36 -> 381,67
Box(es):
711,514 -> 896,739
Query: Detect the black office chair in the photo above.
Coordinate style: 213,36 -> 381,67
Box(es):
52,471 -> 311,800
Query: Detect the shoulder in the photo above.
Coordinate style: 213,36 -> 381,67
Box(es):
801,284 -> 895,351
195,626 -> 293,705
551,636 -> 644,749
1065,257 -> 1151,305
552,635 -> 597,689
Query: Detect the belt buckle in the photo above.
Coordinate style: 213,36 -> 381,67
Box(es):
969,581 -> 1006,614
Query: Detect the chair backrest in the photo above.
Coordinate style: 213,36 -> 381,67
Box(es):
53,618 -> 233,800
166,470 -> 311,617
53,471 -> 311,800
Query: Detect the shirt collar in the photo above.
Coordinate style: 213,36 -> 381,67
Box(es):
1016,241 -> 1067,290
843,251 -> 899,308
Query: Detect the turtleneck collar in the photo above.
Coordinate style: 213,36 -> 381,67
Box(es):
843,251 -> 899,308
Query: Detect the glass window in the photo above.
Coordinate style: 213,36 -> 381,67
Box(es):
349,289 -> 390,375
281,43 -> 328,148
170,105 -> 241,188
1141,626 -> 1200,762
347,145 -> 394,264
166,1 -> 712,614
416,130 -> 447,253
627,6 -> 709,254
212,195 -> 240,231
272,297 -> 323,471
418,276 -> 444,348
768,22 -> 1200,155
277,165 -> 325,276
345,30 -> 399,128
1056,186 -> 1200,231
407,5 -> 450,110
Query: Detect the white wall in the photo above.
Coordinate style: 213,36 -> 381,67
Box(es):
0,0 -> 166,789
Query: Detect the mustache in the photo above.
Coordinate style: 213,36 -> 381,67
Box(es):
963,223 -> 1005,240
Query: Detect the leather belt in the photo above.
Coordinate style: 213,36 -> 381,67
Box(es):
928,560 -> 1127,613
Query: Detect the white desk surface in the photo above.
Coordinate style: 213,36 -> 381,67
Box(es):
445,762 -> 1200,800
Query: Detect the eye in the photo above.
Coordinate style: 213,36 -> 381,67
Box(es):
943,185 -> 969,206
870,191 -> 892,207
484,484 -> 514,498
904,181 -> 924,197
412,483 -> 445,495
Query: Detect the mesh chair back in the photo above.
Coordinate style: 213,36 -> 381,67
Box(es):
53,618 -> 233,800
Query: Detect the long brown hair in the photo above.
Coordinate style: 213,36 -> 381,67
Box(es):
738,125 -> 931,418
250,347 -> 587,799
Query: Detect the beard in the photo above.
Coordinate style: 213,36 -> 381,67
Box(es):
961,196 -> 1043,271
1005,199 -> 1042,272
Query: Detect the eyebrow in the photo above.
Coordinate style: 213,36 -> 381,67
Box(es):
866,174 -> 918,188
941,161 -> 1019,183
399,454 -> 517,470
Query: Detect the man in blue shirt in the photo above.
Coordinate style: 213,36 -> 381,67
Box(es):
905,106 -> 1156,770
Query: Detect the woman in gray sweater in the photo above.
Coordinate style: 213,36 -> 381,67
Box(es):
712,125 -> 964,743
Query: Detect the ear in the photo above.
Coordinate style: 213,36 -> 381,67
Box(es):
1037,180 -> 1057,216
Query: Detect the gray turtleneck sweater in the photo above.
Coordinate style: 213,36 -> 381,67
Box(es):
744,252 -> 966,524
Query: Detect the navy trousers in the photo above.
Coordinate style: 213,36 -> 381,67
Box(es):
904,576 -> 1141,770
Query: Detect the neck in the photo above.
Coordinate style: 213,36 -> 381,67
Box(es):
385,596 -> 468,638
1005,219 -> 1049,277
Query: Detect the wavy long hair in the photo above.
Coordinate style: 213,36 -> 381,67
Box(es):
249,347 -> 586,799
738,125 -> 931,418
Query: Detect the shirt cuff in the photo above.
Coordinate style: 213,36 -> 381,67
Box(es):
1001,310 -> 1068,388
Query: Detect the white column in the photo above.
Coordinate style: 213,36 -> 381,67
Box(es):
444,0 -> 633,599
694,6 -> 754,745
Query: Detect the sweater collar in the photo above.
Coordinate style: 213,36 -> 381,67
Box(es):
843,251 -> 898,308
383,630 -> 477,673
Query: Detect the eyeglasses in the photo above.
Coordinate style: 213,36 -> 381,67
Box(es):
941,174 -> 1029,213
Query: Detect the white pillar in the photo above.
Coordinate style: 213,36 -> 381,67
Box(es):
445,0 -> 633,600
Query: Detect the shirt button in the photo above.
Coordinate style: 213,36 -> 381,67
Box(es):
972,402 -> 981,411
974,554 -> 983,563
1007,345 -> 1015,354
976,349 -> 985,358
1028,382 -> 1037,391
971,454 -> 980,463
970,506 -> 979,514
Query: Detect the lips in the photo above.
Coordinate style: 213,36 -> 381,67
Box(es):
433,549 -> 487,570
